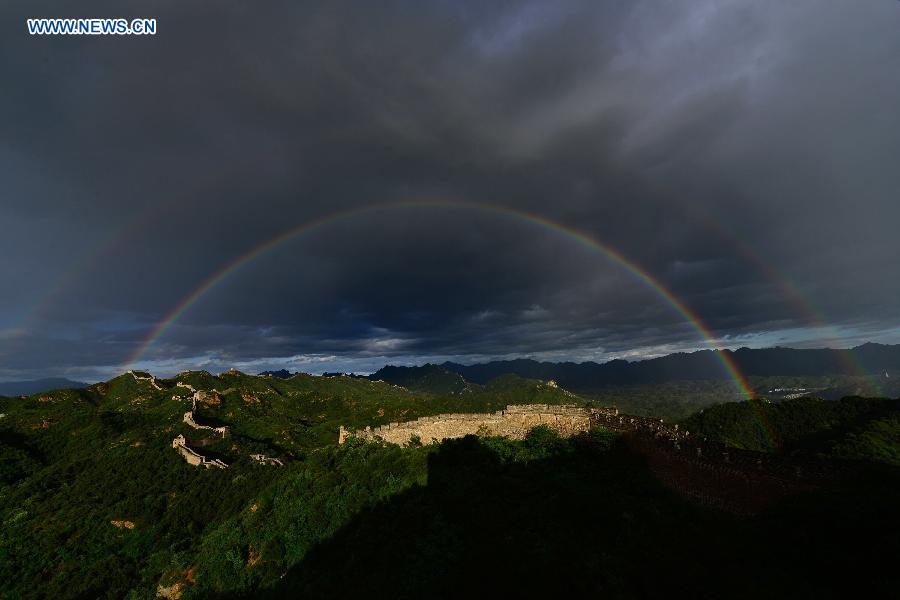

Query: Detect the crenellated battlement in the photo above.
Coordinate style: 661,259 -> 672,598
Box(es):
339,403 -> 846,514
340,404 -> 612,446
129,370 -> 163,391
182,391 -> 228,437
171,434 -> 227,469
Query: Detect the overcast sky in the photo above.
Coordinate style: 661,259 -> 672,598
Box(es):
2,0 -> 899,381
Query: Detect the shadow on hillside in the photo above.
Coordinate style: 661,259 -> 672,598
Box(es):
784,399 -> 898,453
0,428 -> 46,463
218,435 -> 900,600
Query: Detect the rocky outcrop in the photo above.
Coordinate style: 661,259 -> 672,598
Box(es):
156,582 -> 183,599
241,391 -> 261,404
193,390 -> 222,406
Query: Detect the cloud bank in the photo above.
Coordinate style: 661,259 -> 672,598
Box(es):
1,0 -> 899,380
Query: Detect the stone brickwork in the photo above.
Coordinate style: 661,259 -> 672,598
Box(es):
171,434 -> 228,469
587,408 -> 849,514
130,370 -> 163,390
339,404 -> 615,446
341,402 -> 847,514
586,410 -> 842,481
183,392 -> 228,437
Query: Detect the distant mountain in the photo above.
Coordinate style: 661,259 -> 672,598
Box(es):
371,344 -> 900,391
259,369 -> 293,379
259,369 -> 370,380
321,372 -> 368,379
369,364 -> 475,395
0,377 -> 87,396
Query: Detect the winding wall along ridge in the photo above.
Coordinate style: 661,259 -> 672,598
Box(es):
340,402 -> 849,514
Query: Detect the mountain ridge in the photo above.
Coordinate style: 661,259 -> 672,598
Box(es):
0,377 -> 88,397
363,344 -> 900,390
3,359 -> 899,597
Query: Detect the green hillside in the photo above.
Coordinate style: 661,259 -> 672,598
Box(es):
0,370 -> 578,598
1,372 -> 898,598
681,396 -> 900,463
369,364 -> 477,395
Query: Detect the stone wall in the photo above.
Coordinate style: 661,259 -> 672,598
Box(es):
340,404 -> 613,446
586,410 -> 842,481
585,407 -> 852,513
342,403 -> 844,482
341,402 -> 846,513
129,370 -> 162,390
170,384 -> 288,469
182,392 -> 228,437
171,434 -> 228,469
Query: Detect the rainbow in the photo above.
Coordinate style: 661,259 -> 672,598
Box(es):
696,212 -> 877,392
16,193 -> 867,403
124,200 -> 757,401
2,200 -> 179,355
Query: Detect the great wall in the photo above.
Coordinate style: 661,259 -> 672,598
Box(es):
165,388 -> 231,468
129,370 -> 163,390
171,434 -> 228,469
183,391 -> 229,437
126,373 -> 279,470
339,404 -> 600,446
124,370 -> 848,513
588,408 -> 852,514
340,402 -> 850,514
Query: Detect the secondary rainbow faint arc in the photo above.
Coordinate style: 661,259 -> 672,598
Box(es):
125,200 -> 757,401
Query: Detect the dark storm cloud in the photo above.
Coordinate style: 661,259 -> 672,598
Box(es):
1,0 -> 899,379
